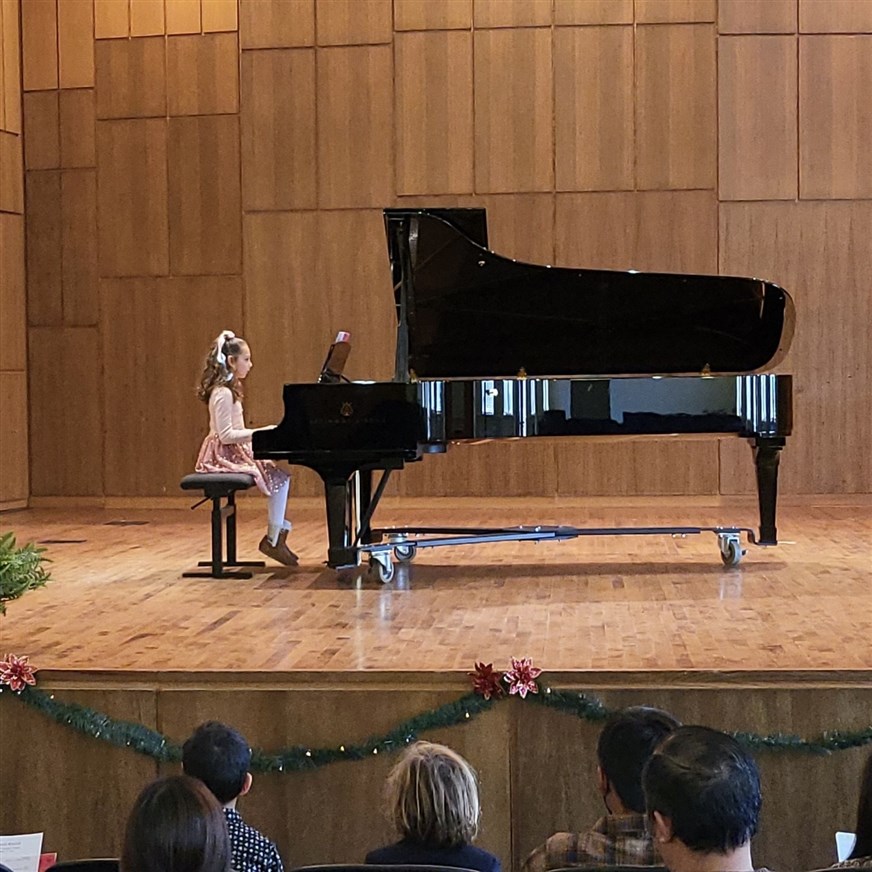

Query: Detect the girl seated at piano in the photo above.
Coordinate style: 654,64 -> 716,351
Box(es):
195,330 -> 297,566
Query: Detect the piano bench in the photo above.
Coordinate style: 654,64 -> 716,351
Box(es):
179,473 -> 266,580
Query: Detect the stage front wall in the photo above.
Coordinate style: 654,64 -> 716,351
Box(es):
2,674 -> 870,872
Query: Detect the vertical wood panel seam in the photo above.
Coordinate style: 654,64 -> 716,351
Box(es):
59,158 -> 66,320
314,1 -> 321,208
0,0 -> 4,124
237,11 -> 246,339
632,1 -> 638,189
11,0 -> 30,498
390,21 -> 397,198
162,16 -> 170,276
390,0 -> 396,203
54,0 -> 60,88
1,0 -> 6,124
549,2 -> 555,200
714,25 -> 720,200
507,703 -> 517,872
549,0 -> 555,264
794,13 -> 800,201
471,24 -> 476,194
716,13 -> 724,487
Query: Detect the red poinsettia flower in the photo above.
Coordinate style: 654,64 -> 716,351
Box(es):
0,653 -> 37,692
469,661 -> 504,700
504,656 -> 542,699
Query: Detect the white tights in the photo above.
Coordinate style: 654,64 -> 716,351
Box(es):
266,474 -> 291,545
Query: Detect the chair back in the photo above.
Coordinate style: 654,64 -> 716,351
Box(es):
292,866 -> 479,872
806,869 -> 872,872
550,867 -> 668,872
47,861 -> 120,872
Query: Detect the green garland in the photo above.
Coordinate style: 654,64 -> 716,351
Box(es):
2,684 -> 496,771
3,682 -> 871,772
528,688 -> 872,756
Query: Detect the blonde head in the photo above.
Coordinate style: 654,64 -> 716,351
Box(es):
386,742 -> 481,848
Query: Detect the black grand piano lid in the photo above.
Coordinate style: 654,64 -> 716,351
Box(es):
384,208 -> 795,380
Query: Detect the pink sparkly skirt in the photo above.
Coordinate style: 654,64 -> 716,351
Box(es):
195,435 -> 289,496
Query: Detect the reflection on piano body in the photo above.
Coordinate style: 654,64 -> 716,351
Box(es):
254,208 -> 794,571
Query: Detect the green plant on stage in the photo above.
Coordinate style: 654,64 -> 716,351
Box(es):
0,531 -> 50,616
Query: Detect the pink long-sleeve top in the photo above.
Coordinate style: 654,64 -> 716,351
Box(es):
208,386 -> 254,445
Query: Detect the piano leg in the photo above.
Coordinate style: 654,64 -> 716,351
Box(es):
324,476 -> 357,568
319,459 -> 408,569
357,470 -> 375,545
753,436 -> 785,545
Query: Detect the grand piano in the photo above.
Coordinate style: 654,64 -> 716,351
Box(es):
254,208 -> 794,580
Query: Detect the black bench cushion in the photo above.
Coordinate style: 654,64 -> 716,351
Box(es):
180,473 -> 256,497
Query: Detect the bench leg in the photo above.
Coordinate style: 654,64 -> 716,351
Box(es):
183,493 -> 257,579
224,491 -> 265,569
210,494 -> 222,574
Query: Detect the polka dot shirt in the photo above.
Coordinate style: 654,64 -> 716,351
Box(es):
223,807 -> 285,872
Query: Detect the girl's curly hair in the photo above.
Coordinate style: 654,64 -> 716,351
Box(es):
197,331 -> 247,403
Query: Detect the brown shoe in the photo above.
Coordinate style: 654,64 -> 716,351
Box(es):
259,535 -> 298,566
277,529 -> 300,564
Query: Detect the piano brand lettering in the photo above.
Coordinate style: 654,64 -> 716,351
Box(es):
311,415 -> 389,426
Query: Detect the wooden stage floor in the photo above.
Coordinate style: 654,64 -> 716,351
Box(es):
1,496 -> 870,675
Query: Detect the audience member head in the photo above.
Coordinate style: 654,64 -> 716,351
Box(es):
850,748 -> 872,860
182,721 -> 252,806
385,741 -> 481,849
596,705 -> 681,814
121,774 -> 231,872
643,726 -> 761,872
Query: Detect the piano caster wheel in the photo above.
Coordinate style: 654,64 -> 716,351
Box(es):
393,543 -> 417,563
718,534 -> 745,567
369,553 -> 395,583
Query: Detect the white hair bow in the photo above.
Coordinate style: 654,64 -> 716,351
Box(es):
214,330 -> 235,366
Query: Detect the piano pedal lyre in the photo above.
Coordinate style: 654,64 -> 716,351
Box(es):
351,470 -> 390,581
351,471 -> 364,560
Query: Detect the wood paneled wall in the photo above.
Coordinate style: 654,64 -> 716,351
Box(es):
16,0 -> 872,501
1,675 -> 870,872
0,0 -> 26,510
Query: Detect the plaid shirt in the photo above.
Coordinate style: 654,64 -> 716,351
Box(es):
522,813 -> 658,872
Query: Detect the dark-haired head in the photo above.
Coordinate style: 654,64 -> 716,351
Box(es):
643,725 -> 762,855
597,706 -> 681,813
182,721 -> 251,805
121,775 -> 231,872
850,749 -> 872,860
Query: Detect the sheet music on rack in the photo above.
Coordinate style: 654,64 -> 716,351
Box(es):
318,331 -> 351,384
0,832 -> 43,872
